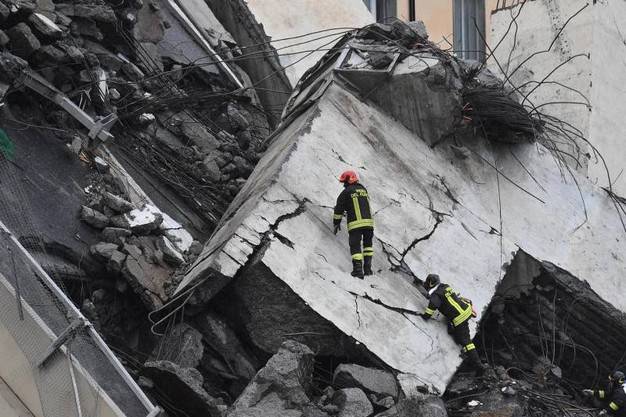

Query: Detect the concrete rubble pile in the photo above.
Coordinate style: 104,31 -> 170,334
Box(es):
159,18 -> 626,416
0,1 -> 625,416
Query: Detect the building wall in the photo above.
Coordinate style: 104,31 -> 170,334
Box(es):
490,0 -> 626,196
365,0 -> 498,48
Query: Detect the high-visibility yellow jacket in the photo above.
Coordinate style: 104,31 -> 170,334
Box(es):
333,183 -> 374,231
423,284 -> 473,327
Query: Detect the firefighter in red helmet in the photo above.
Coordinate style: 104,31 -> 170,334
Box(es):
333,170 -> 374,279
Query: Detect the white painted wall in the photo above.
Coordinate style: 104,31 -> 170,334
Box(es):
244,0 -> 374,86
490,0 -> 626,196
589,0 -> 626,193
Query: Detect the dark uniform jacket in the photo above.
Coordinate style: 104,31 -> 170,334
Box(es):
423,283 -> 473,327
594,382 -> 626,416
333,183 -> 374,231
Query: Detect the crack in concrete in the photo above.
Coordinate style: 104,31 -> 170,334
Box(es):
398,212 -> 444,262
354,295 -> 362,328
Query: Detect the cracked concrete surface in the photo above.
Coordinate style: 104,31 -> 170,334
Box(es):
175,70 -> 626,393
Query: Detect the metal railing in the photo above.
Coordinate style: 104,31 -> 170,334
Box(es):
0,220 -> 160,417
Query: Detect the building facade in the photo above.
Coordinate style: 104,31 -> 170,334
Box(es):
362,0 -> 499,61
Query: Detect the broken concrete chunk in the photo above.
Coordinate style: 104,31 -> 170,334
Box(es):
377,395 -> 448,417
54,3 -> 116,23
195,313 -> 258,380
112,206 -> 163,234
230,340 -> 315,415
101,227 -> 132,244
333,364 -> 398,400
27,12 -> 62,39
7,23 -> 41,59
122,256 -> 165,309
157,236 -> 185,267
103,192 -> 134,213
70,18 -> 103,41
142,361 -> 223,417
332,388 -> 373,417
80,205 -> 109,229
90,242 -> 119,261
407,20 -> 428,39
107,250 -> 126,273
0,51 -> 28,84
122,243 -> 143,260
152,323 -> 203,368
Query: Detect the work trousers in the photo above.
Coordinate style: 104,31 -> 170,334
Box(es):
450,320 -> 482,368
348,228 -> 374,261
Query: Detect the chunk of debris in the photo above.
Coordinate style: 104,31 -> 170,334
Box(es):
89,242 -> 119,261
142,360 -> 224,417
80,205 -> 109,229
333,363 -> 398,400
331,388 -> 373,417
152,323 -> 204,368
103,192 -> 134,213
27,12 -> 62,39
157,236 -> 185,267
54,3 -> 117,23
7,22 -> 41,59
228,340 -> 316,416
101,227 -> 132,244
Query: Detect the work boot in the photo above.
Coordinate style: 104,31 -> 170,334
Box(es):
351,260 -> 364,279
363,256 -> 373,276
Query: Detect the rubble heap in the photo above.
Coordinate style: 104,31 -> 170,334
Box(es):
168,19 -> 626,400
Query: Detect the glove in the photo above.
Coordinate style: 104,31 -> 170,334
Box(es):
333,224 -> 340,235
581,389 -> 593,397
598,410 -> 607,416
420,313 -> 431,320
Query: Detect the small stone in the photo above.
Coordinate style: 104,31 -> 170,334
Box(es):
103,192 -> 134,213
0,3 -> 9,22
28,12 -> 63,39
7,23 -> 41,59
34,44 -> 67,64
80,206 -> 109,229
55,13 -> 72,27
201,156 -> 221,182
107,250 -> 126,272
138,376 -> 153,389
157,236 -> 185,267
70,18 -> 103,41
101,227 -> 132,244
373,395 -> 395,409
333,363 -> 399,400
0,30 -> 9,47
92,288 -> 106,302
55,3 -> 117,23
188,240 -> 203,256
109,88 -> 120,100
122,243 -> 143,260
90,242 -> 119,261
332,388 -> 373,417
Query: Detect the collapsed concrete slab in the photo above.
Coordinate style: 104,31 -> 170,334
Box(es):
173,25 -> 626,394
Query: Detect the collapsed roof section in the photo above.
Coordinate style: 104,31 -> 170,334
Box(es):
174,22 -> 626,393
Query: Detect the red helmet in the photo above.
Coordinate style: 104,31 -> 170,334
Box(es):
338,170 -> 359,184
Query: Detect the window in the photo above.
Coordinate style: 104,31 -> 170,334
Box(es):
453,0 -> 486,61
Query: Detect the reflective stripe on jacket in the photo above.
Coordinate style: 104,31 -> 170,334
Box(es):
333,183 -> 374,231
